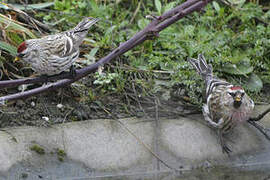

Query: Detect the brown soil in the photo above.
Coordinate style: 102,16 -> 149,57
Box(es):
0,78 -> 199,128
0,76 -> 269,129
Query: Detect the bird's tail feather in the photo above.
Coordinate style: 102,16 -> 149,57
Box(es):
74,17 -> 100,33
188,54 -> 213,83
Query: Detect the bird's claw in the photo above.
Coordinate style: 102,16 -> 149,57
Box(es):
69,65 -> 77,78
40,74 -> 49,84
219,131 -> 232,155
221,143 -> 232,155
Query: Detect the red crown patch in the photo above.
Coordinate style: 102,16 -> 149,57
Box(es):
230,86 -> 242,90
17,42 -> 27,53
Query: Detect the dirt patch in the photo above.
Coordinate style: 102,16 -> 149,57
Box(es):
0,75 -> 269,129
0,77 -> 199,128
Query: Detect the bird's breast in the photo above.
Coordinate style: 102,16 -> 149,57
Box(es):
230,111 -> 250,123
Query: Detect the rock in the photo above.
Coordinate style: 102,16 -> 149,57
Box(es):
30,102 -> 35,107
16,100 -> 25,108
42,117 -> 49,122
56,104 -> 64,109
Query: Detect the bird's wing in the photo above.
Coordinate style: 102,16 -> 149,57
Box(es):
39,33 -> 76,58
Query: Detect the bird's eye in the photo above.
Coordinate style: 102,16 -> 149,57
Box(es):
241,93 -> 245,97
228,92 -> 235,97
18,53 -> 26,58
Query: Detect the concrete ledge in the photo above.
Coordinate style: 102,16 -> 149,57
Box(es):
0,105 -> 269,179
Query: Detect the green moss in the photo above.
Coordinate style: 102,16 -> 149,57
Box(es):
21,173 -> 28,179
57,148 -> 66,162
30,144 -> 45,155
58,156 -> 64,162
70,116 -> 78,121
57,148 -> 66,157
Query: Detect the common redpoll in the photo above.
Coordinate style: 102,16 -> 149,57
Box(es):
188,54 -> 255,154
16,17 -> 99,76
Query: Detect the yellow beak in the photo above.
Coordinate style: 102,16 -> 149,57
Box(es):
234,96 -> 241,102
14,56 -> 20,62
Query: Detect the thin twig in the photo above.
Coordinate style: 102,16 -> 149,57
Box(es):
115,118 -> 177,171
130,0 -> 142,24
132,80 -> 145,115
247,106 -> 270,140
154,97 -> 160,170
97,103 -> 177,171
248,121 -> 270,140
249,107 -> 270,122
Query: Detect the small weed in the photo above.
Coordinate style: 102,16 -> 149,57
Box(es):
56,148 -> 66,162
30,144 -> 45,155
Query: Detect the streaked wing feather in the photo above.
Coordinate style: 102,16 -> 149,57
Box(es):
40,34 -> 75,58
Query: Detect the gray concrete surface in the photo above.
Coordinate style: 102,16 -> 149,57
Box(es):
0,105 -> 269,179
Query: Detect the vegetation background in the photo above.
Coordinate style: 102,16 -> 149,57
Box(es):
0,0 -> 269,127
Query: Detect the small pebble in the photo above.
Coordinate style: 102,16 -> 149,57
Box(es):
57,104 -> 64,109
21,173 -> 28,179
31,101 -> 35,107
42,116 -> 49,122
18,84 -> 30,92
202,160 -> 212,169
16,100 -> 25,107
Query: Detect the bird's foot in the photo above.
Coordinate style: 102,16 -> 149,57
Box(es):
219,131 -> 232,155
40,74 -> 49,84
221,142 -> 232,155
69,65 -> 77,78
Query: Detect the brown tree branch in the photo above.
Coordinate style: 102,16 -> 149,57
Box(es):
0,0 -> 212,104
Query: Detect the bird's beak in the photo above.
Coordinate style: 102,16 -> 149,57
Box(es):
14,53 -> 23,62
234,95 -> 241,102
14,56 -> 20,62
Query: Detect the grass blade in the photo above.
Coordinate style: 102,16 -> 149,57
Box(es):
0,14 -> 36,38
0,41 -> 17,57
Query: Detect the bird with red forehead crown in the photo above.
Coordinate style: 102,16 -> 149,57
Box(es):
188,54 -> 255,154
16,17 -> 99,76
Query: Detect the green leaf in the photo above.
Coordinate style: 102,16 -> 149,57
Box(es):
227,0 -> 246,6
184,25 -> 195,37
83,47 -> 99,64
0,14 -> 36,38
89,47 -> 99,57
155,0 -> 162,15
0,41 -> 17,56
105,25 -> 116,36
212,1 -> 220,12
0,2 -> 54,10
54,0 -> 63,10
222,62 -> 253,75
89,0 -> 98,10
138,19 -> 150,29
164,2 -> 176,12
245,73 -> 263,92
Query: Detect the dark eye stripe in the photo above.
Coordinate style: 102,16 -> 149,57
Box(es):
23,53 -> 30,58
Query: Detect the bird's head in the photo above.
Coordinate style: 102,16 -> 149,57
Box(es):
15,40 -> 37,63
15,41 -> 28,62
227,86 -> 245,109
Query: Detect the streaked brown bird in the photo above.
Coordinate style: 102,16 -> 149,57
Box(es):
188,54 -> 254,154
16,17 -> 99,76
